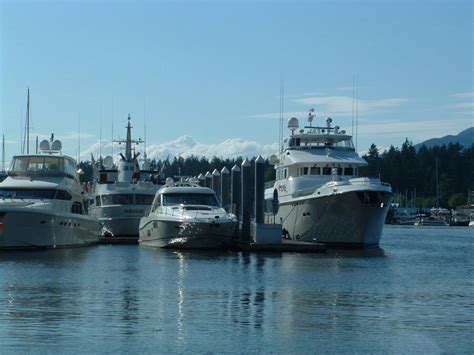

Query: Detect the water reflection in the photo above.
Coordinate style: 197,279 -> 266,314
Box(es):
1,228 -> 472,353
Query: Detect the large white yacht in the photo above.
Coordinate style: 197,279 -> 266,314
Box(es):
89,115 -> 162,241
0,137 -> 100,249
139,179 -> 238,249
264,110 -> 392,247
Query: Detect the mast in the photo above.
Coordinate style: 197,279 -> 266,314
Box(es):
78,113 -> 81,163
125,114 -> 132,161
111,96 -> 114,156
2,134 -> 5,172
435,156 -> 439,208
143,98 -> 147,158
279,72 -> 285,160
22,88 -> 30,154
99,105 -> 102,159
26,88 -> 30,154
355,75 -> 359,151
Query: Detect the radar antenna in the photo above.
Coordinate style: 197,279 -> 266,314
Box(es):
307,108 -> 315,127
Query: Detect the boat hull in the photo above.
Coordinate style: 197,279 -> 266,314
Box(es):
0,207 -> 100,249
139,218 -> 238,249
277,190 -> 392,247
90,205 -> 151,239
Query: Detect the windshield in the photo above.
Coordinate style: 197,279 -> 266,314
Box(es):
100,194 -> 155,206
9,156 -> 78,179
162,193 -> 219,207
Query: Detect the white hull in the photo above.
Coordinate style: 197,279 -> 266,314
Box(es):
139,218 -> 238,249
276,190 -> 392,246
90,205 -> 151,238
0,207 -> 100,249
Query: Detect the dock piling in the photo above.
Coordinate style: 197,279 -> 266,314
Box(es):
255,155 -> 265,224
220,167 -> 230,211
205,171 -> 212,188
212,169 -> 221,202
197,173 -> 205,187
231,165 -> 241,217
241,158 -> 252,243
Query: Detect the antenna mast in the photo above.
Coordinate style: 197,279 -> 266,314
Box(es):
351,75 -> 355,136
20,109 -> 23,154
279,73 -> 285,156
355,74 -> 359,151
99,105 -> 102,159
2,134 -> 5,172
111,97 -> 114,156
143,97 -> 147,157
78,113 -> 81,162
26,88 -> 30,154
22,88 -> 30,154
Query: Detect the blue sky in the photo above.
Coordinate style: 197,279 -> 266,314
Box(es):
1,0 -> 472,163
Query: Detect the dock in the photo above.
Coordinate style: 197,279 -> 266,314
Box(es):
244,239 -> 326,253
98,237 -> 138,245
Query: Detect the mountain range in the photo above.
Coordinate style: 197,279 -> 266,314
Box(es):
414,127 -> 473,150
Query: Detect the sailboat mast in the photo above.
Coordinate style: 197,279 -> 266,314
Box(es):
26,88 -> 30,154
143,98 -> 146,157
435,156 -> 439,208
2,134 -> 5,172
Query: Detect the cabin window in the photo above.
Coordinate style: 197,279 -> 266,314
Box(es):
284,169 -> 287,178
95,196 -> 101,206
302,167 -> 308,175
323,167 -> 332,175
354,168 -> 358,176
101,194 -> 134,205
71,202 -> 83,215
311,167 -> 320,175
135,194 -> 154,205
55,190 -> 72,200
0,188 -> 57,199
344,167 -> 354,176
336,167 -> 343,175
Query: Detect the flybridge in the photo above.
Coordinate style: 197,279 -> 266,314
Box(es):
284,109 -> 355,150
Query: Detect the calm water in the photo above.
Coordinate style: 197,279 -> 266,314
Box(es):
1,226 -> 473,353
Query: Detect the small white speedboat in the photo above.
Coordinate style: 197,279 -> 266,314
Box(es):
139,180 -> 238,249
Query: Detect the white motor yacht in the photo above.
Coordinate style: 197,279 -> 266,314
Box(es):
264,110 -> 393,247
139,179 -> 238,249
89,115 -> 162,241
0,137 -> 100,249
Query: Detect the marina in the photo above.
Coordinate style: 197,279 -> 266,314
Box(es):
1,1 -> 472,353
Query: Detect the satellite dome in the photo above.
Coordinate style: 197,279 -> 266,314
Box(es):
103,156 -> 114,169
51,140 -> 62,151
39,140 -> 50,151
288,117 -> 299,132
269,155 -> 279,165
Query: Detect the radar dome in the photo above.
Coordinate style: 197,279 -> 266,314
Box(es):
39,140 -> 50,151
288,117 -> 299,133
103,156 -> 114,169
51,140 -> 62,151
269,155 -> 279,165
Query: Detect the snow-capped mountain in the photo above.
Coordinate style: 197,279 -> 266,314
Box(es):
80,135 -> 278,162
